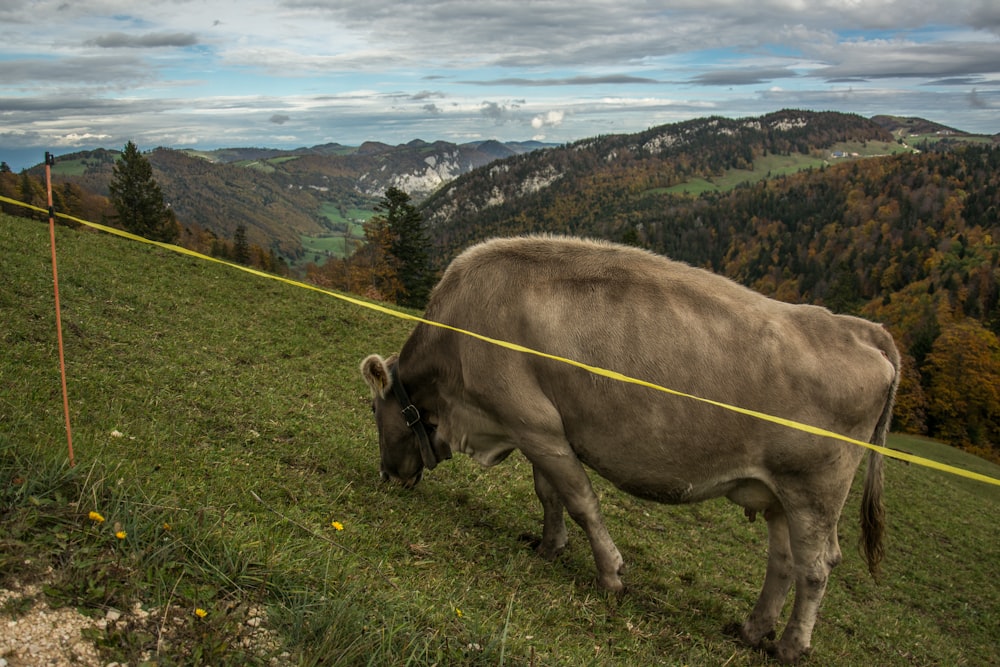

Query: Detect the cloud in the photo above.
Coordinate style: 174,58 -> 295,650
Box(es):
967,88 -> 992,109
1,0 -> 999,172
690,68 -> 797,86
87,32 -> 200,49
465,75 -> 661,87
813,40 -> 1000,80
480,101 -> 521,124
0,56 -> 152,86
410,90 -> 444,100
532,110 -> 565,129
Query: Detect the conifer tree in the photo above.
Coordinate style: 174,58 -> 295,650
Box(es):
233,224 -> 250,265
373,186 -> 434,308
107,141 -> 178,243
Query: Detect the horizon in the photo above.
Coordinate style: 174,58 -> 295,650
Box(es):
1,108 -> 995,174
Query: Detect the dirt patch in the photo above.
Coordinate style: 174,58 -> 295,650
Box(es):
1,584 -> 103,666
1,582 -> 289,666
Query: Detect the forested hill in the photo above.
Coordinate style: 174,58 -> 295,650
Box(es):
419,111 -> 1000,456
16,138 -> 550,261
420,109 -> 898,251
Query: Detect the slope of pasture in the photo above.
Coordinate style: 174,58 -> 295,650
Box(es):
1,212 -> 998,666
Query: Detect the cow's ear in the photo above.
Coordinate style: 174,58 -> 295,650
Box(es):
360,354 -> 393,398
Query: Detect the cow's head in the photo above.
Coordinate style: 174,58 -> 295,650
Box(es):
361,354 -> 448,488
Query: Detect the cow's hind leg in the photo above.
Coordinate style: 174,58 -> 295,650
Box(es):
524,446 -> 625,592
772,510 -> 844,664
738,507 -> 793,647
532,465 -> 568,560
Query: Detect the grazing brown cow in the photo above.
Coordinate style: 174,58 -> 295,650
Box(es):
361,235 -> 899,663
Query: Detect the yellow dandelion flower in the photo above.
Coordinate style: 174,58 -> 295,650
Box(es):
162,522 -> 172,531
195,608 -> 208,618
115,530 -> 127,540
331,521 -> 344,531
88,511 -> 105,523
455,608 -> 463,618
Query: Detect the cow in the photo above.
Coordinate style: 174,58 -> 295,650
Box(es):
361,235 -> 899,664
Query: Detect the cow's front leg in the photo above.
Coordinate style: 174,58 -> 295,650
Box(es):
532,465 -> 568,560
525,447 -> 625,592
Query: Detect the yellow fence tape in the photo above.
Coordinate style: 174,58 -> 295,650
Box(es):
3,193 -> 999,488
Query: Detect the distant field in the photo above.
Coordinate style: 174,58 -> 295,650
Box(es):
296,205 -> 370,266
319,202 -> 374,226
658,141 -> 913,196
299,231 -> 365,264
889,131 -> 996,147
50,158 -> 95,177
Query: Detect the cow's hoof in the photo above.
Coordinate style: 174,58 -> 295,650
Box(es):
767,641 -> 812,665
537,541 -> 568,561
597,569 -> 626,594
725,621 -> 776,647
519,532 -> 542,549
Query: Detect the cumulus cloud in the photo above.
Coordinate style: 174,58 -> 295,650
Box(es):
532,110 -> 565,129
480,100 -> 521,124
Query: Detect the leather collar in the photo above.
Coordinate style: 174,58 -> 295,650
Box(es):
389,366 -> 452,470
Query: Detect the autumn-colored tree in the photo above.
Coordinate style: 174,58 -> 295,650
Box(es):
352,214 -> 402,302
892,353 -> 928,434
923,319 -> 1000,449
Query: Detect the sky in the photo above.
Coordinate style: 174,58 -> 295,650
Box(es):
2,0 -> 999,171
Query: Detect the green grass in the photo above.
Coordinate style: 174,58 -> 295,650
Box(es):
50,158 -> 93,177
298,204 -> 371,266
658,141 -> 914,196
318,202 -> 375,227
2,212 -> 999,665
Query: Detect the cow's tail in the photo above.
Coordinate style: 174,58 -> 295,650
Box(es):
860,338 -> 900,580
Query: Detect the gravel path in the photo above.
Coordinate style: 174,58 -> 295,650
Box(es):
1,582 -> 288,666
1,584 -> 104,667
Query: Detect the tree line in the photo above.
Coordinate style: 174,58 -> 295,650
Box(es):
1,144 -> 288,274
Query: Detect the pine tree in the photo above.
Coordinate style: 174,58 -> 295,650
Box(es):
233,224 -> 250,265
107,141 -> 178,243
374,186 -> 434,308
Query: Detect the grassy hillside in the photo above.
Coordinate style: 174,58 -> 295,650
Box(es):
2,213 -> 999,665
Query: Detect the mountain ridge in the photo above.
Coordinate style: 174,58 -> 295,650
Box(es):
10,110 -> 995,264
